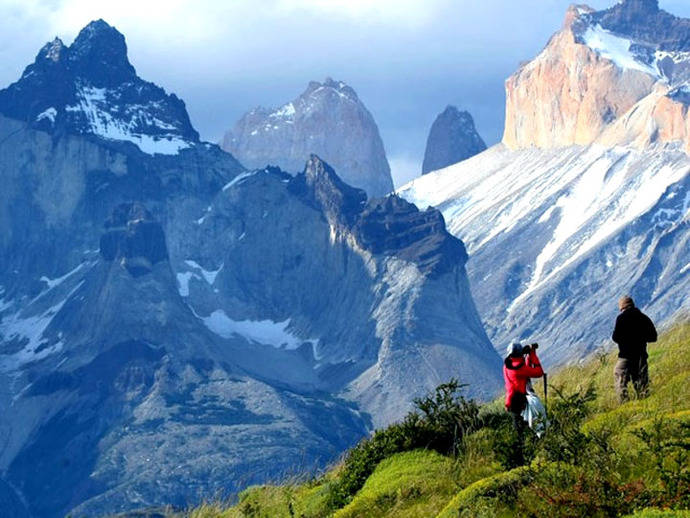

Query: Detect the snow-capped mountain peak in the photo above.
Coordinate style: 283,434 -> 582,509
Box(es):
504,0 -> 690,151
221,78 -> 394,197
0,19 -> 199,156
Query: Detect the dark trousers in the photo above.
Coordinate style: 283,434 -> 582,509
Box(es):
509,410 -> 526,466
508,393 -> 527,466
614,356 -> 649,402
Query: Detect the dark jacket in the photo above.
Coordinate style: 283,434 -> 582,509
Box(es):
612,307 -> 657,360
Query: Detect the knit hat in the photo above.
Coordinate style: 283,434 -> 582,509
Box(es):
506,341 -> 523,359
619,295 -> 635,311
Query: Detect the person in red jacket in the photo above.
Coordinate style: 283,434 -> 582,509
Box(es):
503,341 -> 544,464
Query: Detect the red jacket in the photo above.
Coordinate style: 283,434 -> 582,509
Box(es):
503,350 -> 544,410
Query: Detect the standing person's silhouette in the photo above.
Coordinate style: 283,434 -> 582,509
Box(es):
503,342 -> 543,464
612,295 -> 657,402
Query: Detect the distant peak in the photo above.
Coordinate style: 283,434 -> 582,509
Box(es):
0,18 -> 199,149
66,19 -> 136,86
440,105 -> 473,120
422,106 -> 486,174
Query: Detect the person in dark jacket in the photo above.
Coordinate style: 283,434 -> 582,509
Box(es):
612,295 -> 657,402
503,342 -> 544,464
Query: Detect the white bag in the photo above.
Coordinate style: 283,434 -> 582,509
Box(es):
521,385 -> 548,437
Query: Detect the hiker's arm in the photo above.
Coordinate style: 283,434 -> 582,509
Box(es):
645,315 -> 657,343
524,350 -> 544,378
612,315 -> 623,344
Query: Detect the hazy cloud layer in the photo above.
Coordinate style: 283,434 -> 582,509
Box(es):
2,0 -> 689,185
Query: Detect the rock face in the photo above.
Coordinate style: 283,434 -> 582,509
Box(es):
221,78 -> 394,197
399,0 -> 690,366
0,19 -> 199,155
503,0 -> 690,152
422,106 -> 486,174
0,22 -> 500,518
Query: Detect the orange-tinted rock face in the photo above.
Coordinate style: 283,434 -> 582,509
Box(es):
596,85 -> 690,153
503,6 -> 657,149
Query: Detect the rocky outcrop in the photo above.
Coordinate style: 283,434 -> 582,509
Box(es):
503,0 -> 690,152
422,106 -> 486,174
0,20 -> 199,155
288,155 -> 467,277
503,4 -> 656,149
221,78 -> 394,197
99,203 -> 168,276
190,154 -> 499,427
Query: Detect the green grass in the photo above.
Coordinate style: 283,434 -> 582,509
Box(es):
332,449 -> 456,518
190,319 -> 690,518
623,511 -> 690,518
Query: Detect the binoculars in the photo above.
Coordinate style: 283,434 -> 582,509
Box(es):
523,342 -> 539,353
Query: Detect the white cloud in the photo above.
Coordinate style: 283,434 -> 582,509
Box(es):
273,0 -> 445,27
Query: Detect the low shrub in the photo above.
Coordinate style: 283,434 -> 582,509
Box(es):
325,379 -> 480,509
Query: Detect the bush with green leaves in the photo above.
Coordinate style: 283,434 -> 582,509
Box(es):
633,418 -> 690,508
325,379 -> 480,509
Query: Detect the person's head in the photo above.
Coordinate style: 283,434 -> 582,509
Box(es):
505,341 -> 524,359
619,295 -> 635,311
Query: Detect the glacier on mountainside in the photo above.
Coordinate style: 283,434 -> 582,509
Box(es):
399,143 -> 690,365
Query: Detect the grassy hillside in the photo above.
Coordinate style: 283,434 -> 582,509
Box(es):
189,320 -> 690,518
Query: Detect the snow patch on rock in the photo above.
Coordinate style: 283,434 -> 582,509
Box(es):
581,24 -> 659,76
201,309 -> 316,351
66,85 -> 192,155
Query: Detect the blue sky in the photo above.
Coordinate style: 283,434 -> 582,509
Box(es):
2,0 -> 690,185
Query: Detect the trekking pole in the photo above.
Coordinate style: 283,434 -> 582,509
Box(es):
543,373 -> 548,417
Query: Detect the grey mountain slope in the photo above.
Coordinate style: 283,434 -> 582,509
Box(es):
400,143 -> 690,366
0,87 -> 500,518
422,106 -> 486,174
185,155 -> 500,427
221,78 -> 394,197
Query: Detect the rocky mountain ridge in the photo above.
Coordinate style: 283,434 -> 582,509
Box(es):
0,19 -> 199,156
222,78 -> 394,197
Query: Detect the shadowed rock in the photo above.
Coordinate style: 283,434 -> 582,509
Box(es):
99,202 -> 168,276
422,106 -> 486,174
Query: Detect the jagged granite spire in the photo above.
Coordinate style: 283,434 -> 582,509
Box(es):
222,78 -> 394,197
67,19 -> 137,87
422,106 -> 486,174
289,155 -> 466,277
0,19 -> 199,155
